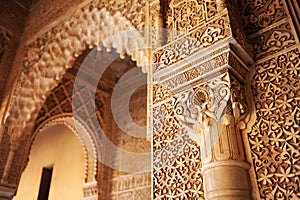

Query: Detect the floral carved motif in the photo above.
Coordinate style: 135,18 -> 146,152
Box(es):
172,72 -> 252,164
153,84 -> 173,104
239,0 -> 287,35
153,99 -> 179,153
153,14 -> 230,72
153,71 -> 253,199
250,48 -> 300,199
167,0 -> 206,37
173,73 -> 230,131
152,98 -> 205,199
153,141 -> 205,199
228,11 -> 254,56
166,0 -> 217,40
156,49 -> 250,90
252,22 -> 296,60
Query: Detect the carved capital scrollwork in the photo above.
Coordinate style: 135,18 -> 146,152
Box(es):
174,72 -> 230,131
171,71 -> 253,199
173,72 -> 252,164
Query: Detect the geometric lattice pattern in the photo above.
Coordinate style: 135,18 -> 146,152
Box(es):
249,48 -> 300,199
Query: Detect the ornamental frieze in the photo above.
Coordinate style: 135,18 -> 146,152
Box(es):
153,13 -> 230,72
251,21 -> 296,60
153,47 -> 250,91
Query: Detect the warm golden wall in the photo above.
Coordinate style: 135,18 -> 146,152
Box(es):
239,0 -> 300,199
0,0 -> 299,199
13,124 -> 85,200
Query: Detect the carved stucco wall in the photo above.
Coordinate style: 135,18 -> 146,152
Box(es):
239,0 -> 300,199
0,3 -> 149,191
152,0 -> 299,199
23,0 -> 146,44
152,0 -> 250,199
0,0 -> 299,199
0,0 -> 30,118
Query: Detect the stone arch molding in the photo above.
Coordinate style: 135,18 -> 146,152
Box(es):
35,114 -> 99,199
6,5 -> 148,143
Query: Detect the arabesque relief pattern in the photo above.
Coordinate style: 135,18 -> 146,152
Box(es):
153,14 -> 230,72
153,99 -> 205,199
111,173 -> 151,200
152,0 -> 256,198
173,72 -> 249,164
153,76 -> 206,199
251,21 -> 296,60
153,70 -> 252,199
156,46 -> 250,90
6,3 -> 147,150
166,0 -> 217,40
239,0 -> 300,199
1,0 -> 299,198
250,48 -> 300,199
239,0 -> 287,35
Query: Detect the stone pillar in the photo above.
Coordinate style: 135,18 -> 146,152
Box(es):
173,66 -> 253,199
1,125 -> 22,184
152,37 -> 255,198
149,0 -> 256,199
197,74 -> 251,200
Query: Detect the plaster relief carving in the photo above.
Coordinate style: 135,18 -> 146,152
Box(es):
239,0 -> 287,35
6,5 -> 147,148
252,22 -> 296,60
250,48 -> 300,199
152,98 -> 205,199
153,14 -> 230,72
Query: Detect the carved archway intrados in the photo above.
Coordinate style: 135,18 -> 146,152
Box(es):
6,6 -> 148,143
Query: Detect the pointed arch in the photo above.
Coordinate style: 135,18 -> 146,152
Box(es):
6,5 -> 148,141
